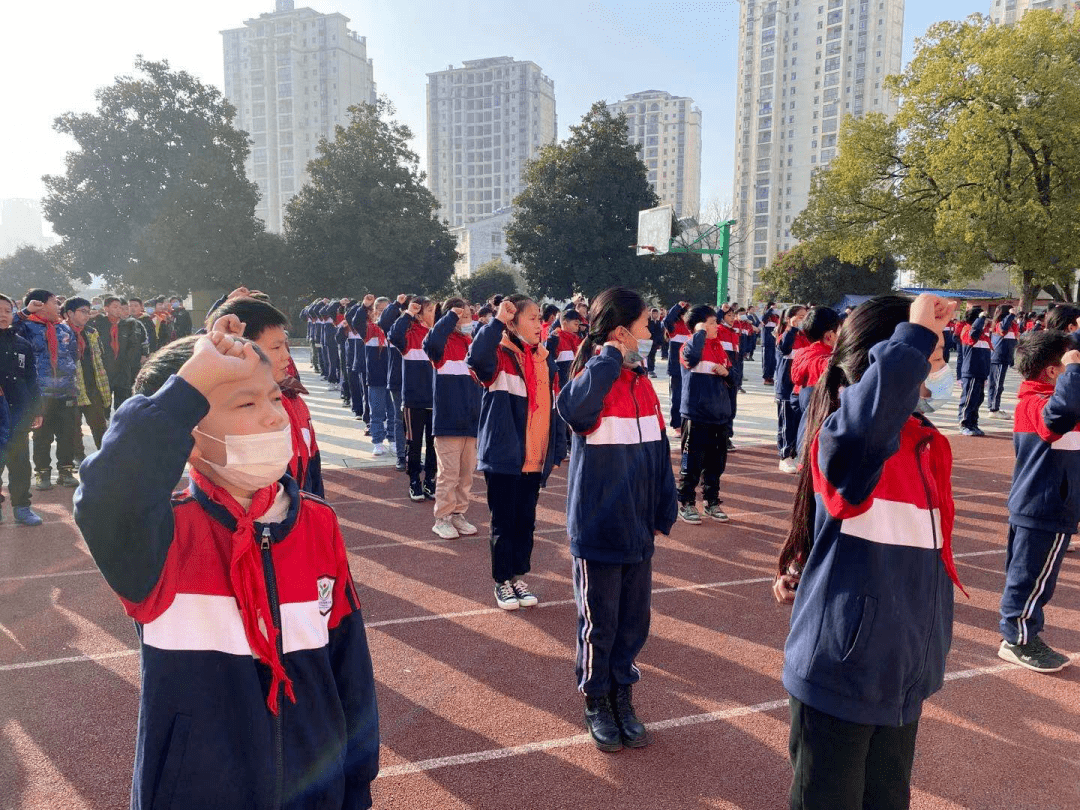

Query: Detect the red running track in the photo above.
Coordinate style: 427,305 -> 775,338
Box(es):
1,432 -> 1078,809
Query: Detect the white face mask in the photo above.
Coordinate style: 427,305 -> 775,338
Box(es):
924,364 -> 954,404
193,425 -> 293,492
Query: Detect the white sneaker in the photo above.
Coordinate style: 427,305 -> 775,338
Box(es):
450,513 -> 478,535
431,517 -> 459,539
779,457 -> 799,474
372,443 -> 388,457
511,578 -> 539,607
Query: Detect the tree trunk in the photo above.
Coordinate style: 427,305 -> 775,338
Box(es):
1019,272 -> 1040,313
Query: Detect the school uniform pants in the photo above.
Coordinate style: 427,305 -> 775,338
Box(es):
788,696 -> 919,810
71,400 -> 108,459
485,471 -> 541,583
763,331 -> 777,380
110,385 -> 131,413
986,363 -> 1009,412
999,524 -> 1070,646
748,334 -> 758,360
668,369 -> 683,430
958,376 -> 986,429
777,399 -> 802,460
311,341 -> 322,374
433,435 -> 477,519
389,389 -> 407,462
0,424 -> 33,509
348,366 -> 365,418
572,556 -> 651,697
728,378 -> 739,437
954,345 -> 965,381
367,386 -> 389,445
678,420 -> 729,506
33,397 -> 78,476
404,406 -> 436,482
646,341 -> 660,373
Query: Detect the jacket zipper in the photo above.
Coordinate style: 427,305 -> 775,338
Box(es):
630,374 -> 643,443
260,526 -> 285,810
904,435 -> 941,724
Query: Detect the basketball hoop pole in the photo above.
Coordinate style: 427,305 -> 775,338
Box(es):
664,219 -> 736,307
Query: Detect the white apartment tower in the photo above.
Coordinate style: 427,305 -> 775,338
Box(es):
606,91 -> 703,220
731,0 -> 904,303
426,57 -> 556,229
222,1 -> 377,233
991,0 -> 1076,23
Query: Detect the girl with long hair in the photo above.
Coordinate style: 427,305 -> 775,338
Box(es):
557,287 -> 677,752
775,305 -> 809,473
988,303 -> 1018,416
773,294 -> 965,810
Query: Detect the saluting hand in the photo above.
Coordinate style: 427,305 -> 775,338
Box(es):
496,301 -> 517,325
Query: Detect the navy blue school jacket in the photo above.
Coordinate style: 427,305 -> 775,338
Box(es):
351,306 -> 390,388
466,319 -> 565,483
783,323 -> 965,728
388,313 -> 434,409
663,304 -> 691,376
680,331 -> 734,425
990,314 -> 1019,366
558,346 -> 677,564
379,302 -> 404,392
423,311 -> 481,437
72,377 -> 379,810
961,316 -> 992,378
775,327 -> 810,402
1008,369 -> 1080,534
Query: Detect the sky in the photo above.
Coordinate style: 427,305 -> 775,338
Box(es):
1,0 -> 989,232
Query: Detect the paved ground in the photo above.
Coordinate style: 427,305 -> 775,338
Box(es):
1,352 -> 1078,809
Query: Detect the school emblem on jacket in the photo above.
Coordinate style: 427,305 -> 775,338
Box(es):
317,575 -> 335,616
17,353 -> 25,369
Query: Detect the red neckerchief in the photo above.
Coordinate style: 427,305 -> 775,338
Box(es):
107,315 -> 121,356
502,332 -> 540,413
280,376 -> 309,397
27,313 -> 58,371
189,469 -> 297,714
71,325 -> 86,359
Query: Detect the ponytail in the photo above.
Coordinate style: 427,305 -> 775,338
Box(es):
570,333 -> 602,378
569,286 -> 646,378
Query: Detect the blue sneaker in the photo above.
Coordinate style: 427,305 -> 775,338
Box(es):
960,427 -> 985,437
13,507 -> 43,527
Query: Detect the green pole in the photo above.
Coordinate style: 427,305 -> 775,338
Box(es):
717,220 -> 732,307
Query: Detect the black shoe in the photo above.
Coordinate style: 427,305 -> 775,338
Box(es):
611,685 -> 649,747
34,474 -> 53,491
395,458 -> 407,472
998,637 -> 1071,673
584,695 -> 623,752
423,480 -> 436,500
57,471 -> 79,488
364,427 -> 371,436
408,479 -> 425,502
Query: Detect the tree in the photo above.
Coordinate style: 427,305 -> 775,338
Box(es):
285,99 -> 456,298
43,57 -> 263,293
759,240 -> 897,305
794,12 -> 1080,311
506,102 -> 662,300
0,246 -> 77,298
454,260 -> 522,304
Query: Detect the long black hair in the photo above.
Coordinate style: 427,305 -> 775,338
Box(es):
570,287 -> 647,377
776,304 -> 807,338
777,295 -> 913,576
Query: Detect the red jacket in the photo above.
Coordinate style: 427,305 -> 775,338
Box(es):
791,340 -> 833,394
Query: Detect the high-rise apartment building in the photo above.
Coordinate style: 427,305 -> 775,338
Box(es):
607,91 -> 702,220
990,0 -> 1076,23
0,199 -> 55,257
426,57 -> 556,229
222,0 -> 376,233
730,0 -> 904,303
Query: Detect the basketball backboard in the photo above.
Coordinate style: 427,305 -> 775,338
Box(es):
636,204 -> 674,256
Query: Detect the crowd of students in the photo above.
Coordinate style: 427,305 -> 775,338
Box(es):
0,280 -> 1069,809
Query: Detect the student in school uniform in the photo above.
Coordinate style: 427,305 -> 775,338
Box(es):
424,297 -> 483,540
344,302 -> 368,423
773,293 -> 963,810
663,301 -> 692,433
988,304 -> 1019,418
557,286 -> 678,753
959,306 -> 991,436
389,297 -> 438,501
646,308 -> 665,377
762,301 -> 781,385
942,317 -> 957,365
745,304 -> 762,361
677,305 -> 735,524
351,296 -> 392,457
790,306 -> 841,453
545,309 -> 583,390
775,305 -> 809,473
73,323 -> 379,810
466,295 -> 566,610
379,296 -> 410,472
0,293 -> 42,526
716,306 -> 743,450
996,329 -> 1080,673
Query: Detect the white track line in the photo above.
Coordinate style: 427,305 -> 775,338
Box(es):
377,656 -> 1071,779
0,569 -> 100,583
0,649 -> 138,673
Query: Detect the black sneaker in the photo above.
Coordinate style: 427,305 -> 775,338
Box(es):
395,458 -> 407,472
584,695 -> 623,752
997,637 -> 1070,673
408,479 -> 425,502
702,502 -> 729,522
34,474 -> 53,492
57,471 -> 79,488
610,684 -> 649,748
423,480 -> 436,500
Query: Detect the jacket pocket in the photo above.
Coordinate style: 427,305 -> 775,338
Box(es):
151,713 -> 192,810
841,595 -> 878,663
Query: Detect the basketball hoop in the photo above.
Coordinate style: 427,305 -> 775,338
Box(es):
636,205 -> 674,256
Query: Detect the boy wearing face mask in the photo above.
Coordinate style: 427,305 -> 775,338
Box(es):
389,296 -> 437,501
73,322 -> 379,810
678,305 -> 734,524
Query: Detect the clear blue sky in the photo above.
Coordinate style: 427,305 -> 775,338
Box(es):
1,0 -> 988,224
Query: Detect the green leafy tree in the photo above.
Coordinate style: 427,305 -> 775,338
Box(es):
285,99 -> 456,298
454,260 -> 522,304
0,246 -> 78,298
43,57 -> 263,293
506,102 -> 661,300
760,241 -> 897,305
794,12 -> 1080,310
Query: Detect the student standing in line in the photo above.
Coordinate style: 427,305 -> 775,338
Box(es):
790,306 -> 841,453
745,304 -> 761,361
773,293 -> 963,810
467,295 -> 565,610
953,308 -> 969,384
389,297 -> 437,501
62,298 -> 112,463
762,301 -> 780,385
996,329 -> 1079,672
92,296 -> 144,411
352,295 -> 392,457
988,304 -> 1019,418
557,286 -> 677,753
379,296 -> 409,472
959,306 -> 991,436
646,308 -> 665,378
942,315 -> 956,365
546,309 -> 583,390
677,304 -> 734,524
775,305 -> 809,474
1044,304 -> 1080,348
424,297 -> 482,540
663,301 -> 692,434
716,306 -> 743,450
0,293 -> 42,526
